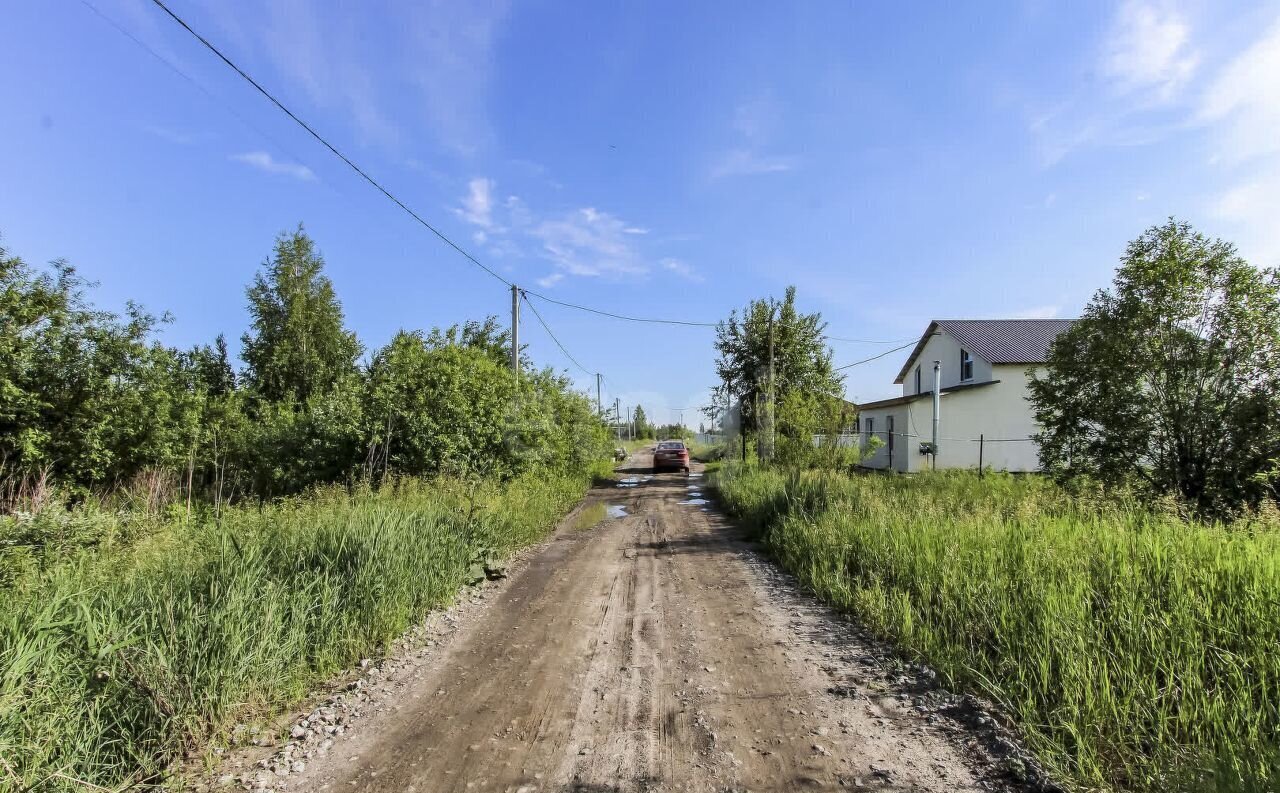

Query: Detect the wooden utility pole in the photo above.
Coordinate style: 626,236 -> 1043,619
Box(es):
510,285 -> 520,379
596,373 -> 603,418
766,305 -> 776,462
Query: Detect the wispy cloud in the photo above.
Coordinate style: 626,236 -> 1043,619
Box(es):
230,151 -> 316,181
456,177 -> 495,228
710,98 -> 798,179
1102,1 -> 1199,102
709,149 -> 797,179
451,179 -> 699,286
661,258 -> 704,283
406,1 -> 511,155
1198,18 -> 1280,264
1027,1 -> 1199,165
533,208 -> 649,279
261,0 -> 400,147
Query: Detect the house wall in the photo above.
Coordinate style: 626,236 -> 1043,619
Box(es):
902,331 -> 994,396
907,365 -> 1044,472
855,404 -> 913,472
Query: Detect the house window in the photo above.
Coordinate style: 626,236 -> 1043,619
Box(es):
915,365 -> 922,394
865,417 -> 874,439
960,349 -> 974,382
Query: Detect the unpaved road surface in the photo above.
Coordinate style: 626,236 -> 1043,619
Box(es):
256,452 -> 1033,792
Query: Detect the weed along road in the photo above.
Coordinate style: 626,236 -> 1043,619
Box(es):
269,450 -> 1023,793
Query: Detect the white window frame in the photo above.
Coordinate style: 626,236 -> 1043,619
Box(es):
960,349 -> 974,382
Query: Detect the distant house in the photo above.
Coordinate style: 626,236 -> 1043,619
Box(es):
855,319 -> 1074,473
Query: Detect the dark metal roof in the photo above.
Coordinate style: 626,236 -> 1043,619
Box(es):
857,379 -> 1000,411
894,319 -> 1075,383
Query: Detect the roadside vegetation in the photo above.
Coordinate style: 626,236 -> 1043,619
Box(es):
0,227 -> 609,790
707,220 -> 1280,791
714,465 -> 1280,791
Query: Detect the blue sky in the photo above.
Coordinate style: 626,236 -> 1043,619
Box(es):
3,1 -> 1279,421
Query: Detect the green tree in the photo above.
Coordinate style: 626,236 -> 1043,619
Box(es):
241,227 -> 360,404
1030,219 -> 1280,517
708,286 -> 844,463
632,405 -> 651,439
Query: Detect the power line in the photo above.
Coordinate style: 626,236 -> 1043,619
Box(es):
79,0 -> 318,174
827,335 -> 916,344
148,0 -> 511,288
520,292 -> 596,378
834,340 -> 918,371
522,290 -> 718,327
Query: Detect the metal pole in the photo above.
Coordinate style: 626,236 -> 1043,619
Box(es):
932,360 -> 941,470
510,285 -> 520,379
979,433 -> 984,478
767,308 -> 776,462
596,373 -> 603,418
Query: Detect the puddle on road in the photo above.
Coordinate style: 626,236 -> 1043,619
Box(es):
679,497 -> 709,506
607,504 -> 628,518
573,502 -> 607,530
616,477 -> 640,488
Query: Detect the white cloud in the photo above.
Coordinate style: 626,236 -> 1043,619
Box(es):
710,148 -> 797,179
229,151 -> 316,181
1212,166 -> 1280,266
262,0 -> 400,147
661,259 -> 704,283
533,208 -> 649,280
1103,1 -> 1199,101
406,1 -> 511,155
450,180 -> 703,286
710,98 -> 798,179
1198,19 -> 1280,163
1201,19 -> 1280,264
457,178 -> 495,228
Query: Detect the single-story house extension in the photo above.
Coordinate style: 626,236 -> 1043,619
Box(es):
854,318 -> 1074,473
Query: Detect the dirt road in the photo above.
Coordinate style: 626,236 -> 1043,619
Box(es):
261,452 -> 1029,792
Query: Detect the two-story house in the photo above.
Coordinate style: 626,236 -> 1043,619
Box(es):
854,319 -> 1074,472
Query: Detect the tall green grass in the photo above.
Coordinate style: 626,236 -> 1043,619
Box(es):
714,465 -> 1280,792
0,473 -> 587,791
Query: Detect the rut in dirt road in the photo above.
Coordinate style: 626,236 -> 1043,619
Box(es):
273,451 -> 1029,793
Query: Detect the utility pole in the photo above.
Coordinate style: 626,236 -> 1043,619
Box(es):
766,305 -> 776,462
596,373 -> 603,418
509,285 -> 520,380
615,398 -> 622,440
932,360 -> 941,471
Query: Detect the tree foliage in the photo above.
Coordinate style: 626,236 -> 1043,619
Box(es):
1030,219 -> 1280,517
708,286 -> 846,463
241,226 -> 361,404
632,405 -> 652,439
0,228 -> 608,509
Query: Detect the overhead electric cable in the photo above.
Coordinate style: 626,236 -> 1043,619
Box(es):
833,340 -> 918,371
148,0 -> 510,287
521,292 -> 596,378
522,291 -> 718,327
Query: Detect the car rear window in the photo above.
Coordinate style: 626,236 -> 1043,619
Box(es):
658,441 -> 685,450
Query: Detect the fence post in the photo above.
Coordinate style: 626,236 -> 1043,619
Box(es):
978,433 -> 984,478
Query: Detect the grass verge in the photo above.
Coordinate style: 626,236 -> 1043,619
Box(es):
711,464 -> 1280,792
0,472 -> 589,791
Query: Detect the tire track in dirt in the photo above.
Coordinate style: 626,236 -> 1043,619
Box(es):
231,451 -> 1036,793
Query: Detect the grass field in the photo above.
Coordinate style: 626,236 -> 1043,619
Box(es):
0,472 -> 590,791
713,464 -> 1280,792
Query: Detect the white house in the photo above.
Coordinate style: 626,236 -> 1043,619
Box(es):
854,319 -> 1074,473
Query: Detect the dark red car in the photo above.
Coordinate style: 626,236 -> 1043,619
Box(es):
653,440 -> 690,473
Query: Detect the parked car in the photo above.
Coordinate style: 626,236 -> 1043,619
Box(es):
653,440 -> 690,473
